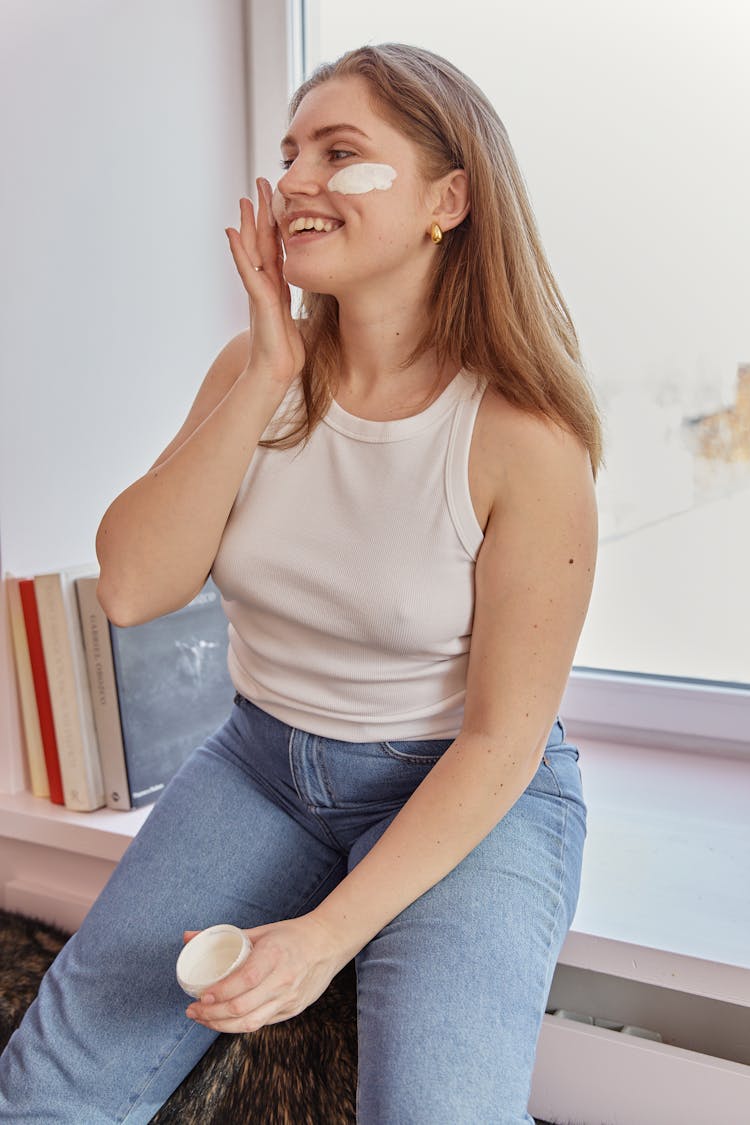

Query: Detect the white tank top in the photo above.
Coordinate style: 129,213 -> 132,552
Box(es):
211,369 -> 487,741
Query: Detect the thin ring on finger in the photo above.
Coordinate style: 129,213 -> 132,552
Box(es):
253,264 -> 263,272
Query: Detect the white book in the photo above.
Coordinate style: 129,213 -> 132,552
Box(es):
34,564 -> 104,811
75,574 -> 132,810
6,575 -> 49,797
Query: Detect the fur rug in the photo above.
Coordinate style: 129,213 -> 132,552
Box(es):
0,908 -> 555,1124
0,908 -> 357,1124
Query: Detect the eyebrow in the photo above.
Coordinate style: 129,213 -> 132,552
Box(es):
280,123 -> 372,150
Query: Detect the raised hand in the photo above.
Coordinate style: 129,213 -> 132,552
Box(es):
225,177 -> 305,397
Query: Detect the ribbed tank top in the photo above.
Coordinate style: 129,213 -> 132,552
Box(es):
211,369 -> 487,741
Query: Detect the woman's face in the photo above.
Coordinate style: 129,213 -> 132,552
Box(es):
273,76 -> 436,297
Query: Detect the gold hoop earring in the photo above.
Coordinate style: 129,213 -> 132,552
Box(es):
430,223 -> 443,244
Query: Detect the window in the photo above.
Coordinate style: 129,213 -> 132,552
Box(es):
283,0 -> 750,747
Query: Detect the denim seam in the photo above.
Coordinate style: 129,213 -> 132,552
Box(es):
541,754 -> 563,797
538,798 -> 570,1008
205,740 -> 296,829
290,854 -> 349,918
207,730 -> 346,864
306,806 -> 353,853
287,728 -> 351,852
379,741 -> 444,764
312,736 -> 338,805
287,729 -> 336,807
355,983 -> 363,1123
116,1022 -> 207,1124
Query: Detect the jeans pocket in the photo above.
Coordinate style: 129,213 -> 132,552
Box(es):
377,738 -> 454,764
539,746 -> 587,820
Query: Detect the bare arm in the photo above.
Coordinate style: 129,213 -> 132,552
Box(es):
96,180 -> 304,625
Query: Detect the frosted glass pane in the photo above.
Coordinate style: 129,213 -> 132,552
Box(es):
305,1 -> 750,684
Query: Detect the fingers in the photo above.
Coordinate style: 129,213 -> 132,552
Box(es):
256,177 -> 285,284
239,196 -> 263,271
184,931 -> 292,1030
184,917 -> 333,1035
186,979 -> 270,1030
189,1001 -> 287,1034
226,188 -> 286,299
258,177 -> 275,224
187,972 -> 295,1033
225,211 -> 266,297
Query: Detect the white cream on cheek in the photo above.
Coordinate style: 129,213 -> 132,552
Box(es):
271,162 -> 396,227
326,163 -> 397,195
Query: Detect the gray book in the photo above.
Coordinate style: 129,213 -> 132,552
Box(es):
99,578 -> 234,809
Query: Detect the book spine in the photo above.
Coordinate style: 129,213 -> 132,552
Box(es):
6,577 -> 50,798
18,579 -> 65,804
34,572 -> 105,811
75,577 -> 132,810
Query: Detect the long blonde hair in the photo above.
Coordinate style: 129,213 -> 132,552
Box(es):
264,43 -> 602,475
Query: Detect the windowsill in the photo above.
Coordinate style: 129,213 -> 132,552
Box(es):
2,733 -> 749,1005
0,790 -> 152,863
561,729 -> 750,1006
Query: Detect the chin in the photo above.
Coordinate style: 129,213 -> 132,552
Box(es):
282,257 -> 343,297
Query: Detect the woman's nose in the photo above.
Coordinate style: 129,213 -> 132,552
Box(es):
277,157 -> 321,198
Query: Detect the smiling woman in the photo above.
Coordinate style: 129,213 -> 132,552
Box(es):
0,41 -> 598,1125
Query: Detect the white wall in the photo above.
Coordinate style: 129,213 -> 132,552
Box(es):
0,0 -> 252,788
0,0 -> 251,575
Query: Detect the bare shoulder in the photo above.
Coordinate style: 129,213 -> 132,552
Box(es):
149,328 -> 252,470
176,326 -> 253,420
203,327 -> 252,395
470,383 -> 595,527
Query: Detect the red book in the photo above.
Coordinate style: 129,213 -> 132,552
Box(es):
18,579 -> 65,804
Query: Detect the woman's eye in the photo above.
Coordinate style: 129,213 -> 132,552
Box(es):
279,149 -> 355,171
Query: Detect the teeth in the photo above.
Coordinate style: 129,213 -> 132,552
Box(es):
288,217 -> 337,234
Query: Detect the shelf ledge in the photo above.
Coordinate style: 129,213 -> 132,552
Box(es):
0,790 -> 151,862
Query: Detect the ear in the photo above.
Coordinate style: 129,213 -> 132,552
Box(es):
431,169 -> 470,233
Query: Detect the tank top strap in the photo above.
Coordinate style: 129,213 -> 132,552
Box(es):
446,373 -> 488,561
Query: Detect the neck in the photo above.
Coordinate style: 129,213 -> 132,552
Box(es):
334,284 -> 456,409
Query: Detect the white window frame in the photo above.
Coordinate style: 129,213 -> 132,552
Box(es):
249,0 -> 750,761
562,670 -> 749,758
244,0 -> 306,187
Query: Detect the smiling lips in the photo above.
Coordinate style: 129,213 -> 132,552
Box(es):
287,216 -> 343,236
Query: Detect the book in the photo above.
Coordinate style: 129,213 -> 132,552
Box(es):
6,576 -> 50,798
78,576 -> 234,809
75,575 -> 130,810
17,578 -> 65,805
33,565 -> 105,811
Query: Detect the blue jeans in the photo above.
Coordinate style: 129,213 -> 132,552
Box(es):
0,696 -> 587,1124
